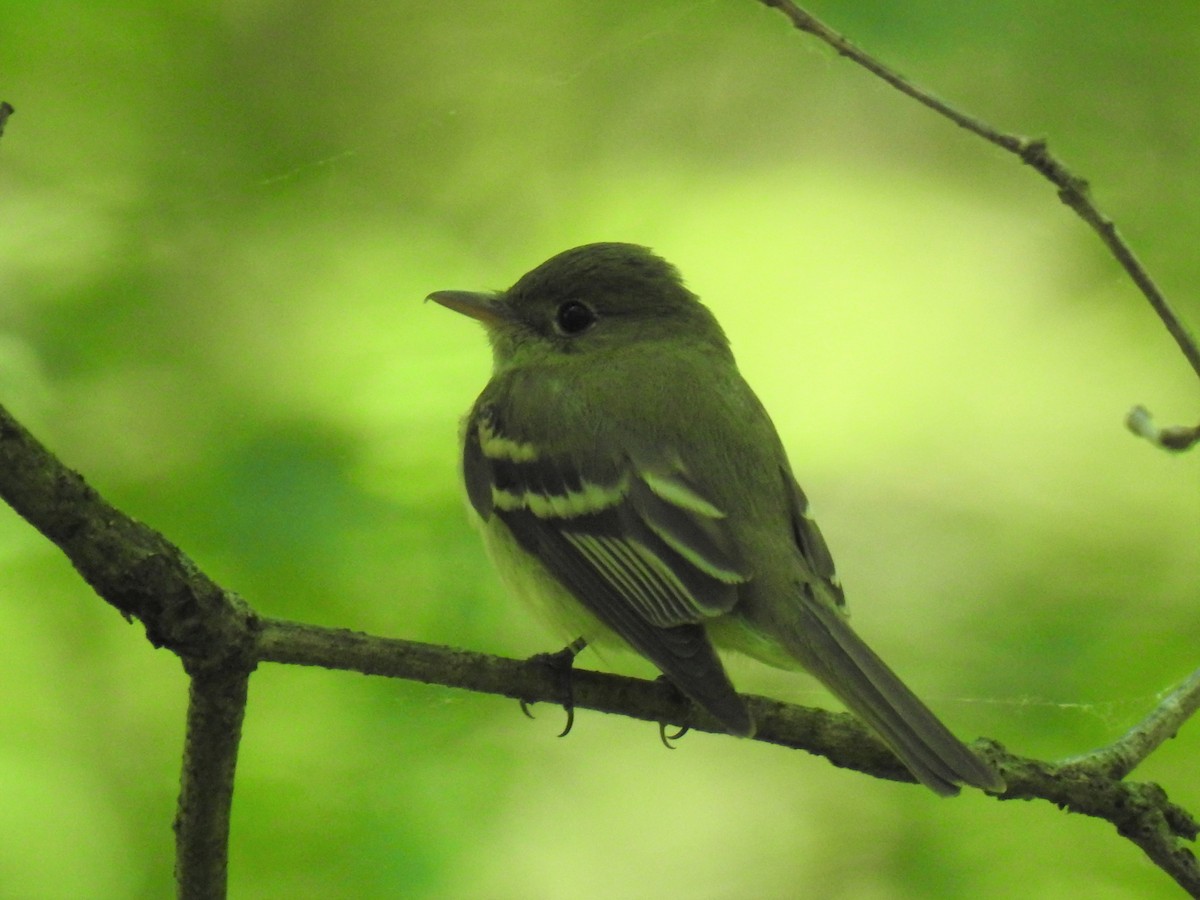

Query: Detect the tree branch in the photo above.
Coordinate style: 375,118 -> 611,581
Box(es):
1,388 -> 1199,890
3,376 -> 1197,888
1062,666 -> 1200,781
256,618 -> 920,783
174,668 -> 251,900
256,617 -> 1200,879
0,403 -> 257,675
757,0 -> 1200,451
0,400 -> 258,900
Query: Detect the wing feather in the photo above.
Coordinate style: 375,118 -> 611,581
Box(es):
464,406 -> 754,734
780,464 -> 844,606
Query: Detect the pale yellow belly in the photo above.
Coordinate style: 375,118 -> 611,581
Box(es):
477,512 -> 627,650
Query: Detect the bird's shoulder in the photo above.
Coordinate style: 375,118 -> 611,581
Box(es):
475,342 -> 770,457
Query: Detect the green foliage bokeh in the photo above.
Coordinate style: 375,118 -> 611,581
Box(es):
1,1 -> 1198,897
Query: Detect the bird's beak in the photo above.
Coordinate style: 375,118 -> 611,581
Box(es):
426,290 -> 511,329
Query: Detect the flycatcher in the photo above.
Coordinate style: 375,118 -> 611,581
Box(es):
429,242 -> 1002,796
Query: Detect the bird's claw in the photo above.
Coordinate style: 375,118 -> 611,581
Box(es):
521,638 -> 586,737
653,675 -> 693,748
658,722 -> 690,749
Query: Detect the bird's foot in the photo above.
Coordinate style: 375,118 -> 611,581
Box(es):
654,676 -> 691,748
520,637 -> 587,737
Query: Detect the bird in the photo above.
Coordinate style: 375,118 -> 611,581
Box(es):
428,242 -> 1003,796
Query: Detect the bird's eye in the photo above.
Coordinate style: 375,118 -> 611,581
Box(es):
555,300 -> 596,335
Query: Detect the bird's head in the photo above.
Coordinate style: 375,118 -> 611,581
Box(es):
428,242 -> 729,369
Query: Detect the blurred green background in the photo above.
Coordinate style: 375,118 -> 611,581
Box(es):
2,1 -> 1198,897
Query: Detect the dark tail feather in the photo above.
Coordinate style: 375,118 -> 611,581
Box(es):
790,597 -> 1004,796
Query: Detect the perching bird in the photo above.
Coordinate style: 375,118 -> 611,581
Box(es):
429,242 -> 1002,796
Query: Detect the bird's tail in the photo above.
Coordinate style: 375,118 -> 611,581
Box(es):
786,595 -> 1004,796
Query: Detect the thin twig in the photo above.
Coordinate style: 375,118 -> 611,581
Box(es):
174,668 -> 252,900
1126,405 -> 1200,452
752,5 -> 1200,889
758,0 -> 1200,442
1061,666 -> 1200,780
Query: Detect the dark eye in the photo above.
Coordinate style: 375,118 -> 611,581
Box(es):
555,300 -> 596,335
